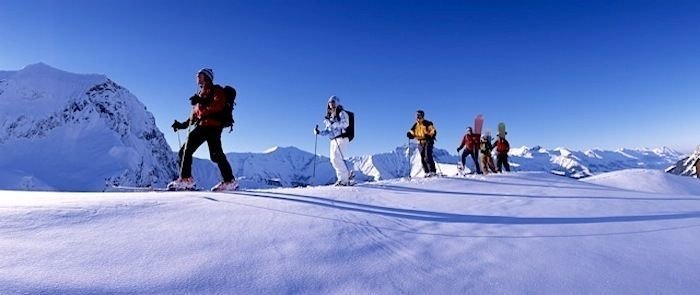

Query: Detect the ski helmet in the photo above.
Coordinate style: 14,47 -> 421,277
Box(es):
197,68 -> 214,82
328,95 -> 340,105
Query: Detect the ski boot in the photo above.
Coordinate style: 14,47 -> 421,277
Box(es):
167,177 -> 197,191
211,179 -> 239,192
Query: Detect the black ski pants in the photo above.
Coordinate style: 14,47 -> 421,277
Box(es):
496,153 -> 510,172
419,140 -> 437,174
460,149 -> 481,174
179,125 -> 234,182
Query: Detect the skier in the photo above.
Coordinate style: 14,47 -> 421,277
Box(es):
479,131 -> 498,175
494,133 -> 511,172
169,68 -> 238,191
407,110 -> 438,177
456,126 -> 481,175
314,96 -> 352,186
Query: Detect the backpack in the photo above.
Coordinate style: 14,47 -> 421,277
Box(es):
423,120 -> 437,141
340,110 -> 355,141
496,138 -> 509,154
216,84 -> 237,130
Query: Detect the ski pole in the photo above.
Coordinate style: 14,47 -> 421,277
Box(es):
433,147 -> 444,176
177,130 -> 182,150
407,138 -> 412,178
313,125 -> 318,179
179,121 -> 193,178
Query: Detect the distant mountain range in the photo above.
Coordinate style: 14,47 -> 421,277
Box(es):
0,63 -> 689,191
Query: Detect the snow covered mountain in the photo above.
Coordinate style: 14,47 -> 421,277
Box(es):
181,144 -> 682,189
507,145 -> 683,178
666,145 -> 700,178
0,63 -> 177,191
349,144 -> 681,180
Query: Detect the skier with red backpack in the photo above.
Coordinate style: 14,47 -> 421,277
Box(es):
494,133 -> 511,172
168,68 -> 238,191
314,96 -> 354,186
456,126 -> 481,175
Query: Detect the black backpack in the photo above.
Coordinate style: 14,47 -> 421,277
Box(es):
340,110 -> 355,141
216,84 -> 237,130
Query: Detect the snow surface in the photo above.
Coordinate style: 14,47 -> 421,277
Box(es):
583,169 -> 700,195
2,172 -> 699,293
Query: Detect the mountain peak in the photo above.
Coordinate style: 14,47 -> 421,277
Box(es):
263,146 -> 306,155
264,146 -> 281,153
22,62 -> 57,70
12,62 -> 106,82
651,146 -> 679,155
18,62 -> 72,76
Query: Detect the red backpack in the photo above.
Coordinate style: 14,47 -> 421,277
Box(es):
496,138 -> 510,154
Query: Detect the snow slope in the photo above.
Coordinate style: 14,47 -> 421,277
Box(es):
583,169 -> 700,195
2,172 -> 699,293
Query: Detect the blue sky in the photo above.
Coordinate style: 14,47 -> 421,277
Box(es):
1,0 -> 699,157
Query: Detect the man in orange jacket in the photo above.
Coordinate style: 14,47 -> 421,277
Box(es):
407,110 -> 438,177
169,68 -> 237,191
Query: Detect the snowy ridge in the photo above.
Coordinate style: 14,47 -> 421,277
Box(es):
507,145 -> 683,178
0,63 -> 177,191
583,169 -> 700,195
666,145 -> 700,177
182,144 -> 681,190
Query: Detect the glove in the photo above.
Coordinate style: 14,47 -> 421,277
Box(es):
406,132 -> 414,139
189,94 -> 202,106
193,104 -> 204,118
314,126 -> 320,135
171,120 -> 188,132
456,147 -> 461,153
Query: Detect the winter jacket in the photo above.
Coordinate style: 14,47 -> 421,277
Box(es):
457,133 -> 479,152
495,137 -> 510,155
480,136 -> 494,154
409,119 -> 436,142
319,107 -> 350,139
192,84 -> 227,127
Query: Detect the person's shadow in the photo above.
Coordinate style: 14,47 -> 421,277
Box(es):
204,187 -> 700,238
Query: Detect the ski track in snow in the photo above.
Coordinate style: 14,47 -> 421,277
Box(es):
1,172 -> 700,293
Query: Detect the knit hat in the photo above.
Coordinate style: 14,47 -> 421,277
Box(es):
328,95 -> 340,105
197,68 -> 214,82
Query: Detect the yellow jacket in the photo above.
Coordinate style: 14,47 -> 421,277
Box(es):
409,119 -> 436,141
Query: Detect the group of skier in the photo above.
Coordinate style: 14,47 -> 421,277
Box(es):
408,110 -> 511,178
165,67 -> 513,191
455,126 -> 511,176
